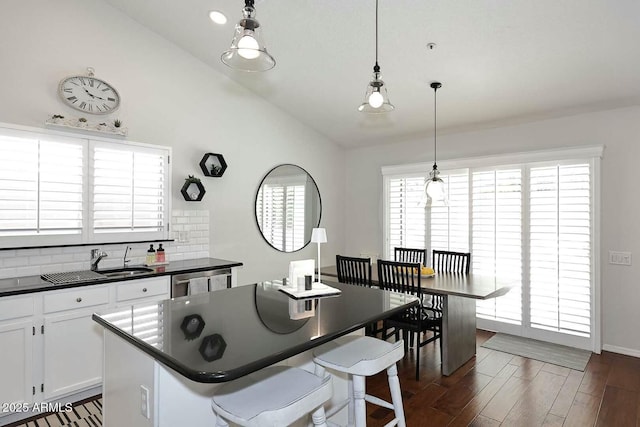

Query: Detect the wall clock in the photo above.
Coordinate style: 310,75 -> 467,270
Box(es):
58,67 -> 120,115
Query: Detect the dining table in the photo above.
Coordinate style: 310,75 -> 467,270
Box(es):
320,264 -> 513,375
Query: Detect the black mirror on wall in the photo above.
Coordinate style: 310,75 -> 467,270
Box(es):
254,164 -> 322,252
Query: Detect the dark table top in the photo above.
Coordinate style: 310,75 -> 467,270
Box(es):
0,258 -> 243,297
93,280 -> 419,383
321,265 -> 512,300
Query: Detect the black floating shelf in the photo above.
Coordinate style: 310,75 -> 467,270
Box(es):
199,153 -> 227,178
181,180 -> 206,201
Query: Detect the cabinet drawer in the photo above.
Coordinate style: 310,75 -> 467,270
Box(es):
116,277 -> 169,303
0,295 -> 34,321
44,286 -> 109,314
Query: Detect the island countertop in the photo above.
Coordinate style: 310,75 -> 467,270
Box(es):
93,280 -> 419,383
0,257 -> 242,297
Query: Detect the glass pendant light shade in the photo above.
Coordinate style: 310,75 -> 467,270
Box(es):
221,4 -> 275,72
358,68 -> 395,113
424,166 -> 447,206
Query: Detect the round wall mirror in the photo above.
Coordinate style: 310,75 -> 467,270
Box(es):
255,164 -> 322,252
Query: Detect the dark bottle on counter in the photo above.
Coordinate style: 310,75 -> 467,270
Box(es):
156,244 -> 166,263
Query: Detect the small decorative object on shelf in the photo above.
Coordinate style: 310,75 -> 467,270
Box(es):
181,175 -> 206,201
45,114 -> 128,136
199,153 -> 227,177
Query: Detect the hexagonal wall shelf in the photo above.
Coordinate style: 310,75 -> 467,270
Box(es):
199,153 -> 227,177
181,179 -> 206,201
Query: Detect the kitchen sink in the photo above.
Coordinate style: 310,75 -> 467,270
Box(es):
98,267 -> 154,278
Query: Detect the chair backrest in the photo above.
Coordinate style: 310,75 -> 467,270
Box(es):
432,250 -> 471,274
377,260 -> 422,297
394,247 -> 428,267
336,255 -> 372,287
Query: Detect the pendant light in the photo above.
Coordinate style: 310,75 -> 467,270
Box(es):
221,0 -> 275,72
424,82 -> 447,206
358,0 -> 394,113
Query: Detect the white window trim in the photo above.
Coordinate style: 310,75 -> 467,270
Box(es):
381,145 -> 602,352
0,122 -> 172,248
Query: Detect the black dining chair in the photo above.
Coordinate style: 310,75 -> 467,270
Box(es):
394,247 -> 428,267
336,255 -> 372,287
377,260 -> 439,380
420,250 -> 471,355
335,255 -> 378,336
432,250 -> 471,274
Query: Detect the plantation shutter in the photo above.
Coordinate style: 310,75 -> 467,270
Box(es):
93,144 -> 166,233
473,169 -> 523,324
430,171 -> 470,255
0,132 -> 83,236
529,163 -> 591,336
284,184 -> 305,252
387,176 -> 426,257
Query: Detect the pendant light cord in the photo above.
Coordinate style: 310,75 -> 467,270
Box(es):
433,85 -> 438,168
374,0 -> 380,72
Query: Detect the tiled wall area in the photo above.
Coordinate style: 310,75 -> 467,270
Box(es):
0,210 -> 210,280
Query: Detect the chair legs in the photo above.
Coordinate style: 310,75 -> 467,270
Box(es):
311,407 -> 329,427
353,375 -> 366,427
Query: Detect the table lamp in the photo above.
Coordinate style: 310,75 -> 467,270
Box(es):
311,228 -> 327,285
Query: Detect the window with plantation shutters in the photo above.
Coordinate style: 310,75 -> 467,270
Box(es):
387,176 -> 426,257
383,146 -> 600,350
473,169 -> 523,324
529,163 -> 591,337
0,131 -> 83,239
0,124 -> 171,247
93,144 -> 166,234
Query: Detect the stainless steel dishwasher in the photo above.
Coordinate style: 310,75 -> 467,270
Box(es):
171,268 -> 233,297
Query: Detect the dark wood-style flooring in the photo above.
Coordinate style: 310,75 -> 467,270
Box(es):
366,330 -> 640,426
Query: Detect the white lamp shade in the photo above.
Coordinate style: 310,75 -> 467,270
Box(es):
311,228 -> 327,243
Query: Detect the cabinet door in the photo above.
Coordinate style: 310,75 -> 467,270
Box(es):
43,306 -> 108,400
0,320 -> 34,408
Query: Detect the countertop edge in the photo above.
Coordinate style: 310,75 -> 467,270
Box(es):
0,258 -> 243,297
93,294 -> 419,383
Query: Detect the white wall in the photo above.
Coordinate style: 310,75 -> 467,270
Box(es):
344,105 -> 640,355
0,0 -> 345,285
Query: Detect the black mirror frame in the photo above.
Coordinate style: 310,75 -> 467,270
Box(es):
254,164 -> 322,253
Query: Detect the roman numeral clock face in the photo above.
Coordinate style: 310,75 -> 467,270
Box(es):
58,76 -> 120,114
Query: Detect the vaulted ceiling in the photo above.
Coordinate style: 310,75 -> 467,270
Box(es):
104,0 -> 640,147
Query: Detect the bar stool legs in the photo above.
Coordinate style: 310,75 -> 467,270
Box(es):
313,336 -> 407,427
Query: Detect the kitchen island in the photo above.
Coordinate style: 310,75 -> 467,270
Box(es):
93,280 -> 418,426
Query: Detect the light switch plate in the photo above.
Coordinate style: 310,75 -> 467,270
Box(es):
609,251 -> 632,266
140,385 -> 150,419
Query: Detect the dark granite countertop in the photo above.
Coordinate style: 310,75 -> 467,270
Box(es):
93,280 -> 419,383
0,258 -> 243,297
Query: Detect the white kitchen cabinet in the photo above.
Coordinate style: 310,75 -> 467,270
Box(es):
0,295 -> 35,408
0,275 -> 170,422
0,320 -> 34,407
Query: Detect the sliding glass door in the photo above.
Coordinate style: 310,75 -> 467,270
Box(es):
384,150 -> 600,351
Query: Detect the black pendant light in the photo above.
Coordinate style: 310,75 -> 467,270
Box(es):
221,0 -> 275,72
358,0 -> 394,113
424,82 -> 447,206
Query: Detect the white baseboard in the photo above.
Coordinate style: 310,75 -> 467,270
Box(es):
602,344 -> 640,358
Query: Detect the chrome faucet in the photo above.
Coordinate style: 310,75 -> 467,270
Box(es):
90,249 -> 108,271
123,246 -> 131,268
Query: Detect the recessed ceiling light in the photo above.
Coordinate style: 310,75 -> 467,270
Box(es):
209,10 -> 227,25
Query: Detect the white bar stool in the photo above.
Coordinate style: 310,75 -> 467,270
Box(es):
211,365 -> 332,427
313,336 -> 406,427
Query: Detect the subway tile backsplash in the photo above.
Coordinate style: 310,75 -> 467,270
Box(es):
0,210 -> 210,279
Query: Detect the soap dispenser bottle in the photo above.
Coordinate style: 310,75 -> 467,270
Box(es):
146,244 -> 156,265
156,244 -> 166,263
